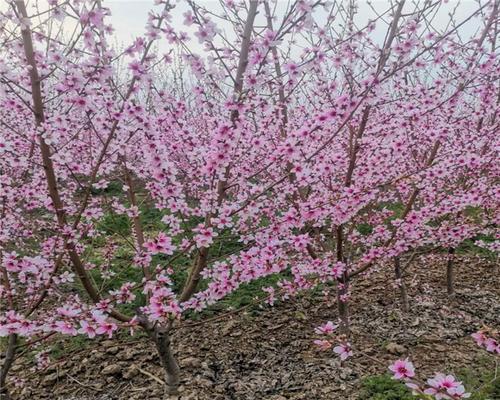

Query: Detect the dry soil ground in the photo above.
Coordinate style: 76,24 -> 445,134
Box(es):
10,254 -> 500,400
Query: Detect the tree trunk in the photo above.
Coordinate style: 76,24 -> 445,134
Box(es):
446,247 -> 456,296
336,225 -> 350,336
150,326 -> 180,397
0,334 -> 17,400
394,257 -> 409,312
336,272 -> 350,336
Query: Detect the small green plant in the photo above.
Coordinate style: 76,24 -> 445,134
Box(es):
457,363 -> 500,400
360,363 -> 500,400
456,234 -> 497,260
359,374 -> 417,400
49,335 -> 91,360
97,211 -> 131,236
357,222 -> 374,236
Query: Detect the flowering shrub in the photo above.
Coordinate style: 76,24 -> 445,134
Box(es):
0,0 -> 499,398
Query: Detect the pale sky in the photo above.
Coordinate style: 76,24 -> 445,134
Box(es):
2,1 -> 485,56
106,1 -> 483,52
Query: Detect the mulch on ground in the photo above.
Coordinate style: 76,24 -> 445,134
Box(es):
11,254 -> 499,399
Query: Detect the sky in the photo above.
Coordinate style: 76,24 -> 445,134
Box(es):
2,1 -> 485,56
106,1 -> 483,52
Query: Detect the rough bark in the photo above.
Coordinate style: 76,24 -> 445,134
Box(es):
394,256 -> 409,312
336,226 -> 350,336
150,326 -> 180,396
0,334 -> 17,400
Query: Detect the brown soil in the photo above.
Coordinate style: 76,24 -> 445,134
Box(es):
10,255 -> 500,400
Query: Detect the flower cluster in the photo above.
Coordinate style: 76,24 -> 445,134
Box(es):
472,329 -> 500,354
389,359 -> 470,399
313,321 -> 352,361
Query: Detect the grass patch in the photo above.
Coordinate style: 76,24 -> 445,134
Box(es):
357,222 -> 374,236
185,272 -> 284,320
359,362 -> 500,400
359,374 -> 416,400
457,359 -> 500,400
49,335 -> 92,360
96,212 -> 131,237
456,234 -> 497,260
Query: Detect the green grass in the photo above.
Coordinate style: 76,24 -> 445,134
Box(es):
96,211 -> 131,237
215,273 -> 281,307
49,335 -> 92,360
359,363 -> 500,400
140,206 -> 166,231
357,222 -> 374,236
359,375 -> 417,400
89,180 -> 123,196
456,359 -> 500,400
456,234 -> 497,260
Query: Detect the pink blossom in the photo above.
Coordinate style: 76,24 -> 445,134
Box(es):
313,339 -> 332,350
333,343 -> 353,361
96,320 -> 118,338
471,331 -> 487,346
145,232 -> 176,255
389,359 -> 415,380
314,321 -> 337,335
128,60 -> 145,78
284,62 -> 300,77
193,224 -> 217,248
54,321 -> 77,336
485,338 -> 499,353
78,321 -> 97,339
194,21 -> 217,44
424,373 -> 470,399
183,11 -> 194,26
